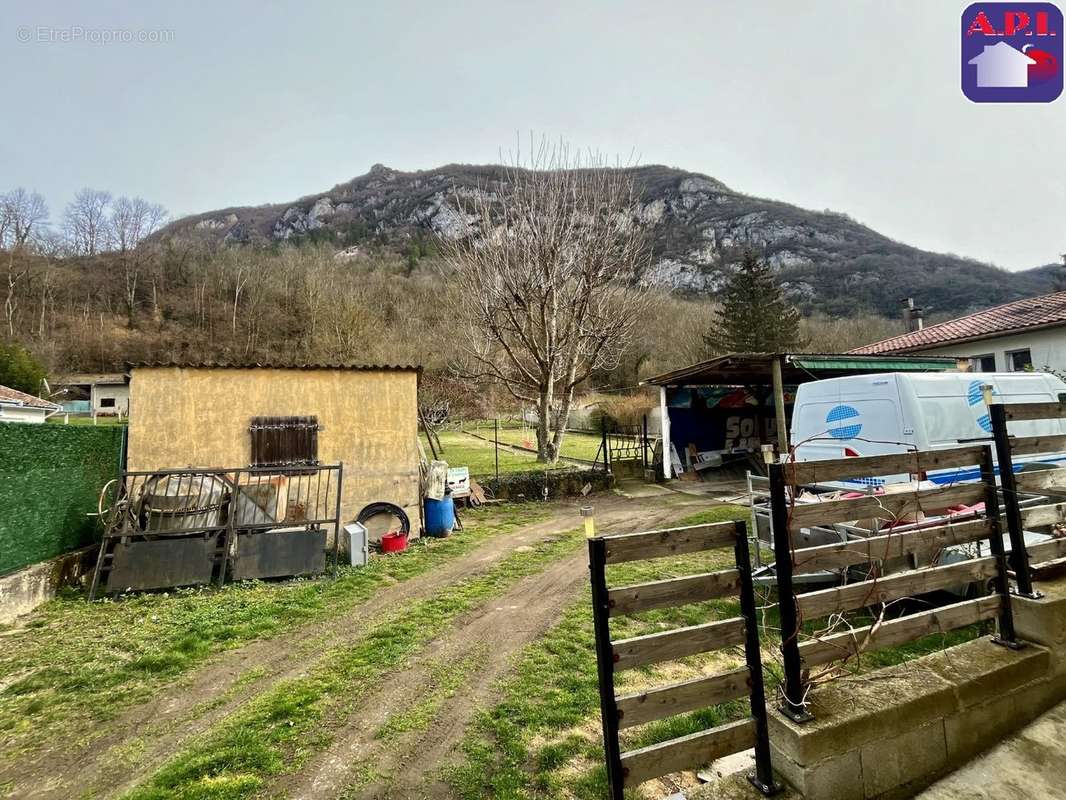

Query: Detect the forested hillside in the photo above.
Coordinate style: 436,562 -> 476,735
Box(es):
157,163 -> 1057,317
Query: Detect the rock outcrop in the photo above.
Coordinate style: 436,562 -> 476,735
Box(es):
153,163 -> 1054,316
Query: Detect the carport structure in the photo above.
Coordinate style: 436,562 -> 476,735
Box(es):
642,353 -> 957,479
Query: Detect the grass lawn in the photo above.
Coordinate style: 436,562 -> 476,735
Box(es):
5,495 -> 989,799
422,431 -> 572,478
463,424 -> 605,463
446,505 -> 987,800
122,523 -> 592,800
445,505 -> 750,800
0,504 -> 547,761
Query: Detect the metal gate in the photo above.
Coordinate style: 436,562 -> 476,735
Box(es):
596,417 -> 656,475
588,520 -> 778,798
90,463 -> 343,598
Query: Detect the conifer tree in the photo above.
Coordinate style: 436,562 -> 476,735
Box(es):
703,250 -> 804,353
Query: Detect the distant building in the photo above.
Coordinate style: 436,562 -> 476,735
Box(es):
0,384 -> 60,424
53,373 -> 130,416
852,291 -> 1066,373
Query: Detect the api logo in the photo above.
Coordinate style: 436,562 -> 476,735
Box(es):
826,405 -> 862,440
962,3 -> 1063,102
967,380 -> 997,432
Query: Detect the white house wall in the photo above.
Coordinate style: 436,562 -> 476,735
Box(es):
916,326 -> 1066,373
0,406 -> 49,424
91,384 -> 130,415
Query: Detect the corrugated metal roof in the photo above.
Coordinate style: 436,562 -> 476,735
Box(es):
641,352 -> 955,386
790,356 -> 958,371
127,361 -> 421,372
0,384 -> 60,410
53,372 -> 127,386
852,291 -> 1066,354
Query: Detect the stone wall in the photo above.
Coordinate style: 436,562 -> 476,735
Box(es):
0,546 -> 95,624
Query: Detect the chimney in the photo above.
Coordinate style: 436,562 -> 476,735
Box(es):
901,297 -> 924,333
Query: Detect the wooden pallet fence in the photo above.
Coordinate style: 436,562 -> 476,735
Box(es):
769,444 -> 1020,722
588,521 -> 779,799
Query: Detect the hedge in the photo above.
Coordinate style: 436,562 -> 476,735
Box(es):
0,423 -> 124,575
482,468 -> 613,501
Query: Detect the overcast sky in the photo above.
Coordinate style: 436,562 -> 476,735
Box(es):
2,0 -> 1064,270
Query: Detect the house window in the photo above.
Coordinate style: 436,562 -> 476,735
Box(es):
249,416 -> 320,467
1006,349 -> 1033,372
100,398 -> 116,408
970,354 -> 996,372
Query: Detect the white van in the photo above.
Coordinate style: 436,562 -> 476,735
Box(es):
790,371 -> 1066,488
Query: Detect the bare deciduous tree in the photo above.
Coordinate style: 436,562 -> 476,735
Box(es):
63,188 -> 112,256
231,258 -> 250,334
1,188 -> 50,337
295,249 -> 333,345
109,197 -> 168,325
33,230 -> 65,340
110,196 -> 167,253
1,188 -> 49,251
444,143 -> 650,462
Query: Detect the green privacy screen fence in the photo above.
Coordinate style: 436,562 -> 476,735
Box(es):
0,423 -> 124,575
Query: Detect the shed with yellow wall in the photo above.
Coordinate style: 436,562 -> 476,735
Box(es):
126,363 -> 421,535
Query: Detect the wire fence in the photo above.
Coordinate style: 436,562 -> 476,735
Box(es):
442,416 -> 659,481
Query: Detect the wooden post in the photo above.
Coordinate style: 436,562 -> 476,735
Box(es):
589,537 -> 625,799
734,521 -> 781,795
988,401 -> 1039,598
769,462 -> 811,722
601,417 -> 611,474
978,446 -> 1022,648
772,357 -> 789,457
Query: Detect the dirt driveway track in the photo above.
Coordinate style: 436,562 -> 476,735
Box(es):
3,491 -> 709,800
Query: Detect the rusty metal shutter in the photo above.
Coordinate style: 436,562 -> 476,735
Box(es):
249,416 -> 320,467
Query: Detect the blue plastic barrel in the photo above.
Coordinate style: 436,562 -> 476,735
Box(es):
424,494 -> 456,537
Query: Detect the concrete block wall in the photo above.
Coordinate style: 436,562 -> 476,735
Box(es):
0,546 -> 95,624
766,576 -> 1066,800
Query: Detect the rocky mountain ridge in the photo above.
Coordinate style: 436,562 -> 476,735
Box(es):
156,163 -> 1057,317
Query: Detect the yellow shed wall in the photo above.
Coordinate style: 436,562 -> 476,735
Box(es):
127,367 -> 421,532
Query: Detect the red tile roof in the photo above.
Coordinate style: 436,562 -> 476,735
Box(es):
851,292 -> 1066,354
0,384 -> 60,410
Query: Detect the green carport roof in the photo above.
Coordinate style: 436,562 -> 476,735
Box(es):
790,356 -> 956,371
642,352 -> 957,387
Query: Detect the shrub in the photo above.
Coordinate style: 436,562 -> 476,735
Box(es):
0,342 -> 46,395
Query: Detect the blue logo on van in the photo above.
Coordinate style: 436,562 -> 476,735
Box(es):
826,405 -> 862,439
967,380 -> 996,433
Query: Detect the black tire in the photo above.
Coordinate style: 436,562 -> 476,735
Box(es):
356,502 -> 410,535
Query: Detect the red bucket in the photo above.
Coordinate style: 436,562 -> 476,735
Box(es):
380,530 -> 409,553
